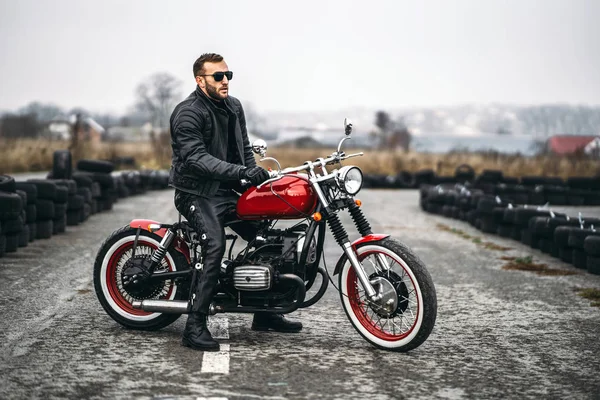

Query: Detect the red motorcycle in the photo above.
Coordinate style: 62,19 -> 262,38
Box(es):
93,119 -> 437,352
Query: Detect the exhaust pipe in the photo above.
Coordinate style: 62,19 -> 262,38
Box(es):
131,299 -> 190,314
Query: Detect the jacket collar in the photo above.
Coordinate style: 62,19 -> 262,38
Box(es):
195,85 -> 232,113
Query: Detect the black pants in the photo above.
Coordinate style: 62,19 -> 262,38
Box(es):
174,188 -> 260,314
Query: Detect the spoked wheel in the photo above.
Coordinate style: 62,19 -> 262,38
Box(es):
93,226 -> 189,330
339,238 -> 437,352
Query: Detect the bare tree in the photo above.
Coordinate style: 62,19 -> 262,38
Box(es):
135,72 -> 182,130
372,111 -> 412,151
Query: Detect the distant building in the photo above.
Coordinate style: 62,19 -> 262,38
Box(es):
546,135 -> 599,155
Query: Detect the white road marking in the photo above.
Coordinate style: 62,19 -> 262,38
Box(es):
200,317 -> 230,374
196,398 -> 228,400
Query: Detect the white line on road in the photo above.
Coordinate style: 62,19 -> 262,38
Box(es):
200,317 -> 230,374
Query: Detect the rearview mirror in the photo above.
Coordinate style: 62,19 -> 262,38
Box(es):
252,139 -> 268,157
344,118 -> 353,136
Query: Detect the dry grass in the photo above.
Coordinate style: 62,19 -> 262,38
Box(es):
574,288 -> 600,307
1,138 -> 599,177
267,147 -> 600,178
0,138 -> 164,173
501,255 -> 578,276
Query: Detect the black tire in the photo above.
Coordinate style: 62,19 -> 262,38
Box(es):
497,224 -> 513,238
71,173 -> 94,188
25,204 -> 37,223
521,229 -> 534,247
18,225 -> 29,248
0,235 -> 5,258
55,202 -> 67,217
538,238 -> 554,255
587,256 -> 600,275
572,249 -> 587,269
567,195 -> 585,206
36,200 -> 55,220
77,187 -> 92,203
90,199 -> 98,214
66,210 -> 81,226
5,233 -> 19,253
555,226 -> 577,247
51,179 -> 77,195
53,215 -> 66,234
98,197 -> 114,211
36,220 -> 53,239
54,186 -> 68,203
26,179 -> 57,200
0,175 -> 16,192
14,182 -> 38,204
337,238 -> 437,352
81,203 -> 91,222
568,229 -> 600,250
90,182 -> 102,198
28,223 -> 36,242
1,216 -> 24,235
93,226 -> 189,330
52,150 -> 73,179
77,159 -> 115,174
568,177 -> 600,191
514,209 -> 554,226
584,236 -> 600,257
414,169 -> 436,187
15,189 -> 28,207
480,216 -> 497,234
454,164 -> 475,183
396,171 -> 416,188
478,169 -> 503,183
559,247 -> 573,263
510,226 -> 522,241
67,194 -> 85,211
0,191 -> 23,220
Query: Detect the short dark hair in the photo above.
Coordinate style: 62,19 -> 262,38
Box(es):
193,53 -> 224,77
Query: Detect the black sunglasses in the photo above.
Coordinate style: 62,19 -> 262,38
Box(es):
199,71 -> 233,82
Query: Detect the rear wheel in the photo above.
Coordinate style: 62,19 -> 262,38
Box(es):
93,226 -> 189,330
339,238 -> 437,352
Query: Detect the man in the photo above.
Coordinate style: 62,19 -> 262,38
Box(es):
169,53 -> 302,352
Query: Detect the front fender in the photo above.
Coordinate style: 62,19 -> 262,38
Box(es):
129,219 -> 191,264
332,234 -> 390,275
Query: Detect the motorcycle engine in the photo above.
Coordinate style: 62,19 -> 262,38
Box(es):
230,225 -> 317,292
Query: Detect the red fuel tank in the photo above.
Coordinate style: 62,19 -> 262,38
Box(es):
237,175 -> 318,220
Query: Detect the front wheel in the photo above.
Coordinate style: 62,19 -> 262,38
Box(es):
339,238 -> 437,352
93,225 -> 189,330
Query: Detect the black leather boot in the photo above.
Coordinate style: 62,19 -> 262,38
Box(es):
251,313 -> 303,333
181,313 -> 220,351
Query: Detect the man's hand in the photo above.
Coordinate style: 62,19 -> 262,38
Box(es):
240,166 -> 271,186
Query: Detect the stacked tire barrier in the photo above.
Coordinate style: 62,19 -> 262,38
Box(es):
366,166 -> 600,204
0,150 -> 170,259
419,176 -> 600,275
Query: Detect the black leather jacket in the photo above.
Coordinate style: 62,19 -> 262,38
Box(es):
168,86 -> 257,196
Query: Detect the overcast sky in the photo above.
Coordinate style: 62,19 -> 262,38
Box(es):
0,0 -> 599,115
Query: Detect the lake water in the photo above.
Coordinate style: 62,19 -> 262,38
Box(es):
412,134 -> 538,155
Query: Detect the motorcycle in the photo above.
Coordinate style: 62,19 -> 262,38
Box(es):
93,118 -> 437,352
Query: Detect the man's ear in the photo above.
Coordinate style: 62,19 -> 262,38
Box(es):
195,76 -> 204,88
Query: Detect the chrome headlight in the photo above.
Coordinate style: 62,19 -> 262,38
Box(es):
337,166 -> 363,195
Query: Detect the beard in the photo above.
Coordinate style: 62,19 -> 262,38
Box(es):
206,82 -> 228,101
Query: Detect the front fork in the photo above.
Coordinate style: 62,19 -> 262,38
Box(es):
329,205 -> 385,302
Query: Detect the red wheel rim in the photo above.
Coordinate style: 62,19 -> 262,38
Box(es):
106,240 -> 175,316
347,249 -> 420,341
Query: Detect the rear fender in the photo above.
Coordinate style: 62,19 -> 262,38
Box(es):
129,219 -> 191,263
333,234 -> 390,275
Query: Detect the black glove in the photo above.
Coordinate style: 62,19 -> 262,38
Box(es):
240,166 -> 270,186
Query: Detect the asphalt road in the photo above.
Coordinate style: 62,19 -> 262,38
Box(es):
1,188 -> 599,400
